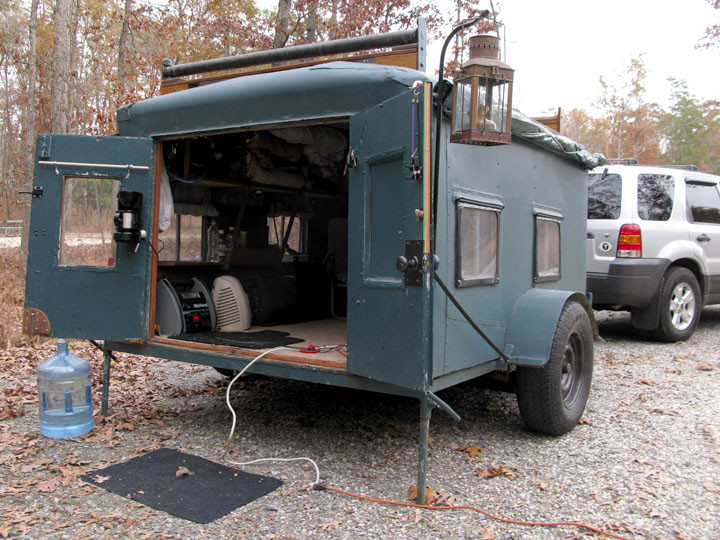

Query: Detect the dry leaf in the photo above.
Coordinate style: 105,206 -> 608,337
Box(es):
319,519 -> 342,531
0,524 -> 12,539
175,466 -> 194,478
435,492 -> 459,506
407,485 -> 439,504
37,478 -> 61,493
457,445 -> 484,458
118,422 -> 135,431
93,475 -> 110,484
578,418 -> 593,425
529,478 -> 548,491
477,465 -> 518,479
695,363 -> 714,371
637,379 -> 657,386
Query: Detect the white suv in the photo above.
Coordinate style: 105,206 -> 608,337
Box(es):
586,164 -> 720,341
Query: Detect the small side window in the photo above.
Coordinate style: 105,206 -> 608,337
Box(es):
59,176 -> 119,268
268,215 -> 305,253
535,216 -> 561,283
637,174 -> 674,221
686,182 -> 720,224
588,172 -> 622,219
456,202 -> 499,287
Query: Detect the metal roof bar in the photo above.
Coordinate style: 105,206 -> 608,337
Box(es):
162,24 -> 423,80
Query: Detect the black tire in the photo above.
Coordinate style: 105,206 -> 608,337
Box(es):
652,267 -> 701,343
516,301 -> 594,436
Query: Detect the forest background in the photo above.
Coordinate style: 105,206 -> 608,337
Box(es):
0,0 -> 719,241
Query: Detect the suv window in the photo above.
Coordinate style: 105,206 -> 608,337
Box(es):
637,174 -> 674,221
588,173 -> 621,219
686,181 -> 720,224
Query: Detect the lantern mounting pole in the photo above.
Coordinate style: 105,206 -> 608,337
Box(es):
432,11 -> 490,246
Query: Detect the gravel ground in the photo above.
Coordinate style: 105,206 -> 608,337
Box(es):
2,308 -> 719,540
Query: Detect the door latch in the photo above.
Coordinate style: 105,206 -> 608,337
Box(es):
396,240 -> 423,287
19,186 -> 43,198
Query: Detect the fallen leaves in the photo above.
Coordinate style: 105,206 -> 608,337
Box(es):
477,465 -> 518,479
637,379 -> 657,386
456,445 -> 485,458
319,519 -> 342,531
175,466 -> 195,478
695,363 -> 714,371
93,475 -> 111,484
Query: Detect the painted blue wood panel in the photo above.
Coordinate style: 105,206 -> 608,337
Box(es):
347,90 -> 426,390
25,135 -> 154,340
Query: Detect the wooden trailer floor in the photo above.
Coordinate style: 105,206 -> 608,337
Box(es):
152,318 -> 347,369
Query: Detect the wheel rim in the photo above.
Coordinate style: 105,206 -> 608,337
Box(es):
668,282 -> 696,331
560,332 -> 584,408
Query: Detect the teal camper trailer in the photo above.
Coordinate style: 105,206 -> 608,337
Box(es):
24,19 -> 603,496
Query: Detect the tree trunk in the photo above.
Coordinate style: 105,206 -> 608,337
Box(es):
51,0 -> 73,233
306,1 -> 318,42
20,0 -> 39,270
118,0 -> 133,95
50,0 -> 72,134
274,0 -> 292,48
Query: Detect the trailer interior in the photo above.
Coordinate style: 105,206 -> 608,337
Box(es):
151,121 -> 352,370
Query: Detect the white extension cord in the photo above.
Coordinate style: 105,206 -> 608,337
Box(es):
221,346 -> 321,487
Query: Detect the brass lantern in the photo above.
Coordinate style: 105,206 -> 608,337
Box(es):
451,34 -> 514,145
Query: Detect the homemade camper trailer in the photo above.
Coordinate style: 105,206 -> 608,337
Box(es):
24,19 -> 602,498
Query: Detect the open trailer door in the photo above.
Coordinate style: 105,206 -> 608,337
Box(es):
347,87 -> 427,390
24,135 -> 155,341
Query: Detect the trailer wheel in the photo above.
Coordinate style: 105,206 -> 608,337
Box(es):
516,301 -> 593,436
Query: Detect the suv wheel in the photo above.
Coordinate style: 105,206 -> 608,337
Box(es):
653,267 -> 701,342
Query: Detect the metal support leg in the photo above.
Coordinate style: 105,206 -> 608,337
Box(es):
101,349 -> 112,417
416,396 -> 433,504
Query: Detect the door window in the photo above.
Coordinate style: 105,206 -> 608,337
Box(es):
59,177 -> 119,268
637,174 -> 674,221
686,182 -> 720,224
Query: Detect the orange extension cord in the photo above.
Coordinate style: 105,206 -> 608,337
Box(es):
322,485 -> 637,540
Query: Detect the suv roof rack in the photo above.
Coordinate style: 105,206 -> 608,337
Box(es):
657,164 -> 700,171
605,158 -> 639,165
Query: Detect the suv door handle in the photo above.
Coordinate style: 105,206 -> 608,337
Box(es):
697,234 -> 711,243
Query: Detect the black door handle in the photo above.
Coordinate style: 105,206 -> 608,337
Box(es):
697,234 -> 711,243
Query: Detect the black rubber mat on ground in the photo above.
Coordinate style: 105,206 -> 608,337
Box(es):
170,330 -> 303,349
82,448 -> 282,523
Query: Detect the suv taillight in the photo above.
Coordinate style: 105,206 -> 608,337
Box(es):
617,224 -> 641,258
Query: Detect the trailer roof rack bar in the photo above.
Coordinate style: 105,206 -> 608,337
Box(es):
161,19 -> 426,81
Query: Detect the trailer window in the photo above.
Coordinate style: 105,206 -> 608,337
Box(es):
456,202 -> 499,287
59,176 -> 119,268
535,216 -> 561,282
268,215 -> 305,254
157,214 -> 204,261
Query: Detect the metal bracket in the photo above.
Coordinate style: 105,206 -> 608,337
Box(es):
19,186 -> 43,198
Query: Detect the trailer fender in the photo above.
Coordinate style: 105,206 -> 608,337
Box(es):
503,290 -> 596,367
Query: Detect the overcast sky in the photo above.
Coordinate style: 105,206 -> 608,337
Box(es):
447,0 -> 720,116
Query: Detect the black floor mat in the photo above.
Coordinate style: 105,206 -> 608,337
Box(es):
171,330 -> 303,349
82,448 -> 282,523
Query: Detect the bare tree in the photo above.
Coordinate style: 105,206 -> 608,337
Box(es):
50,0 -> 72,134
274,0 -> 292,48
20,0 -> 40,270
118,0 -> 133,94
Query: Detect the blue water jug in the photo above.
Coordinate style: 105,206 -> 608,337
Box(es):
37,339 -> 94,438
